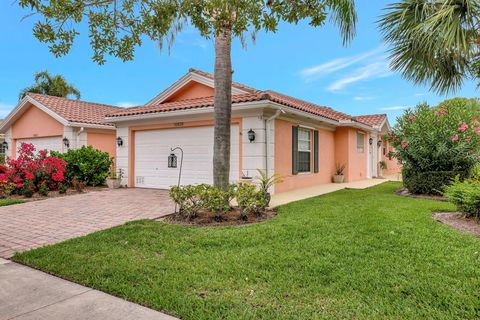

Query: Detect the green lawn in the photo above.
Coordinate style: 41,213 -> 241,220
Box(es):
0,198 -> 24,206
13,182 -> 480,319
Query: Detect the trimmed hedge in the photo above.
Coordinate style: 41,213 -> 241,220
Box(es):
445,179 -> 480,218
402,169 -> 467,195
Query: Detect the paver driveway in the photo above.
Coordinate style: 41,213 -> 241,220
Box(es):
0,189 -> 174,259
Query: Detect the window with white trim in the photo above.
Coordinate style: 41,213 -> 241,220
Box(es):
357,132 -> 365,153
297,128 -> 311,172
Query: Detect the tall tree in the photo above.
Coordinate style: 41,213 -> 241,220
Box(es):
379,0 -> 480,95
20,71 -> 81,100
18,0 -> 356,190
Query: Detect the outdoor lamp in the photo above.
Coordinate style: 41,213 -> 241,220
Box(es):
168,153 -> 177,168
369,137 -> 373,145
63,137 -> 70,148
116,137 -> 124,147
377,140 -> 382,148
2,141 -> 8,150
248,129 -> 256,142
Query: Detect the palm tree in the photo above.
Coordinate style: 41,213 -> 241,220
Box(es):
19,71 -> 81,100
379,0 -> 480,94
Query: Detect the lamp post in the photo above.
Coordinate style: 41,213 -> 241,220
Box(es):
169,147 -> 184,214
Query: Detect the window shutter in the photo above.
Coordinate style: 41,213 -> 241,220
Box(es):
314,130 -> 319,173
292,126 -> 299,175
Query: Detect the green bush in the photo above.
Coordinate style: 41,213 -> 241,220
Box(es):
22,180 -> 34,198
403,169 -> 467,195
52,146 -> 112,186
472,164 -> 480,181
169,184 -> 208,219
445,179 -> 480,218
202,184 -> 235,221
389,98 -> 480,194
38,183 -> 49,197
236,183 -> 265,219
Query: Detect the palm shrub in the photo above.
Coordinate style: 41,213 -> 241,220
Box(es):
389,98 -> 480,194
52,146 -> 112,186
255,170 -> 283,207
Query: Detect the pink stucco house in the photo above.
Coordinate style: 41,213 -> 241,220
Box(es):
106,69 -> 399,194
0,69 -> 400,194
0,93 -> 120,158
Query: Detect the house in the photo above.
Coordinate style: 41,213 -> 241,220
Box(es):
0,93 -> 122,158
106,69 -> 399,194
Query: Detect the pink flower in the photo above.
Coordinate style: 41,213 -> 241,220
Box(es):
477,155 -> 480,161
452,134 -> 459,142
408,115 -> 417,121
435,108 -> 446,117
401,141 -> 409,148
458,122 -> 469,132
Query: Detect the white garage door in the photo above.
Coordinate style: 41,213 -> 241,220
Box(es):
17,136 -> 63,154
135,125 -> 240,189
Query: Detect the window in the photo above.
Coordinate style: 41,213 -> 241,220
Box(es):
357,132 -> 365,153
0,142 -> 5,156
298,128 -> 311,172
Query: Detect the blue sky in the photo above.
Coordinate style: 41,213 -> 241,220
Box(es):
0,1 -> 477,123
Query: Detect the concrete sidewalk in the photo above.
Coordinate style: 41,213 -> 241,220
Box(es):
270,178 -> 391,207
0,258 -> 178,320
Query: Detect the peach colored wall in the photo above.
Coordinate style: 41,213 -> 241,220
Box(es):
164,81 -> 214,102
87,129 -> 116,158
381,141 -> 401,175
11,104 -> 64,139
334,127 -> 350,181
274,119 -> 335,193
346,128 -> 367,181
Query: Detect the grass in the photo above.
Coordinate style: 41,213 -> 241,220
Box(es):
14,182 -> 480,319
0,198 -> 24,206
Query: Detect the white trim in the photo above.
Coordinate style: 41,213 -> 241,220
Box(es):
68,122 -> 115,130
145,71 -> 248,106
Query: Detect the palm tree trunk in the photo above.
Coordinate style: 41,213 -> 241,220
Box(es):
213,28 -> 232,190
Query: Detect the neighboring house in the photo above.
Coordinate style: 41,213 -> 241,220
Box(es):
105,69 -> 398,194
0,120 -> 5,159
0,93 -> 121,159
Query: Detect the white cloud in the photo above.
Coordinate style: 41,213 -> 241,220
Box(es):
0,102 -> 14,119
353,95 -> 376,101
327,61 -> 393,92
300,47 -> 383,81
116,102 -> 138,108
379,105 -> 410,111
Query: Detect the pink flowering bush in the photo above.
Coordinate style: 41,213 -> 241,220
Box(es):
389,98 -> 480,194
0,143 -> 67,197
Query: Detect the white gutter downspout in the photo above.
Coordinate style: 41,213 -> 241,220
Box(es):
77,127 -> 85,148
264,109 -> 285,174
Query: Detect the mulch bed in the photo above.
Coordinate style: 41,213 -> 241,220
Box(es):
161,208 -> 277,227
395,188 -> 447,202
433,212 -> 480,238
8,186 -> 109,202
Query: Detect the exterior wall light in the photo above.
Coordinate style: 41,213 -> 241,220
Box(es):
248,129 -> 256,142
377,140 -> 382,148
63,137 -> 70,148
2,141 -> 8,150
168,152 -> 177,168
116,137 -> 124,147
369,137 -> 373,145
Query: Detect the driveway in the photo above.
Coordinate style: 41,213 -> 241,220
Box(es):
0,189 -> 174,258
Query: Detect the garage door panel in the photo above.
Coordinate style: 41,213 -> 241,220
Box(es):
135,125 -> 239,189
17,136 -> 63,154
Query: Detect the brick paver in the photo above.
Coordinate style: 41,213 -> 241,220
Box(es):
0,189 -> 174,258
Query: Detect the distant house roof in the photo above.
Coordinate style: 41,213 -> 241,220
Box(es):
353,114 -> 388,128
26,93 -> 122,127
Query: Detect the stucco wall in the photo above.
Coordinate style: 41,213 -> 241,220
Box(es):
334,127 -> 368,182
164,81 -> 214,102
11,104 -> 64,139
87,129 -> 116,158
274,119 -> 335,193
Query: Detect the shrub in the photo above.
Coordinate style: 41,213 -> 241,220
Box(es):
472,164 -> 480,181
390,98 -> 480,194
169,184 -> 208,219
402,169 -> 467,195
53,146 -> 112,186
236,183 -> 265,219
202,185 -> 235,221
38,183 -> 49,197
0,143 -> 66,196
58,183 -> 68,194
445,178 -> 480,218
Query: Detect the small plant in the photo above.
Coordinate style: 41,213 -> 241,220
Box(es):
72,178 -> 86,193
444,178 -> 480,218
236,183 -> 264,219
335,163 -> 346,176
202,185 -> 234,221
169,184 -> 207,219
22,180 -> 34,198
38,183 -> 49,197
255,170 -> 283,207
379,160 -> 387,170
58,183 -> 68,194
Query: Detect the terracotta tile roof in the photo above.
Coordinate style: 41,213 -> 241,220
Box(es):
354,114 -> 387,127
27,93 -> 122,127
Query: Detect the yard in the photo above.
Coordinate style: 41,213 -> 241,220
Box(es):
0,199 -> 23,206
13,182 -> 480,319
